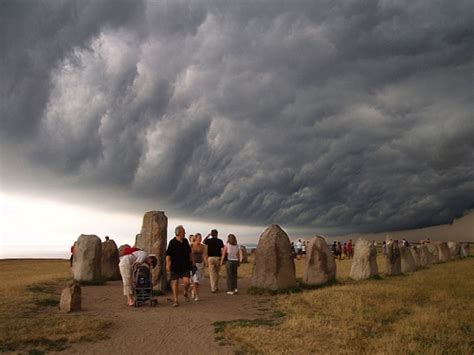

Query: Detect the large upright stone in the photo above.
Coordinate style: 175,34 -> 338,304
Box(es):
400,246 -> 417,273
435,242 -> 450,263
460,243 -> 470,258
385,241 -> 401,276
349,239 -> 378,280
410,247 -> 421,269
101,239 -> 121,280
59,280 -> 81,313
447,241 -> 461,260
73,234 -> 102,282
418,245 -> 432,266
240,245 -> 248,263
251,224 -> 296,290
303,236 -> 337,285
134,211 -> 168,291
426,243 -> 439,263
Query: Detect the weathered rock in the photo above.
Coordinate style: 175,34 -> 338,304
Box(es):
73,234 -> 102,282
118,244 -> 131,257
435,242 -> 450,263
410,246 -> 421,268
349,239 -> 378,280
134,211 -> 168,291
400,246 -> 417,273
385,241 -> 402,276
240,245 -> 248,263
447,241 -> 461,260
418,245 -> 432,266
426,243 -> 439,263
59,280 -> 81,313
251,224 -> 297,290
303,236 -> 337,285
101,239 -> 121,280
460,243 -> 470,258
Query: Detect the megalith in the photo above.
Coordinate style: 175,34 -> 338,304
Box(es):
240,245 -> 248,263
426,243 -> 439,263
400,246 -> 417,273
435,242 -> 450,263
73,234 -> 102,282
447,241 -> 461,260
59,280 -> 81,313
101,239 -> 121,280
251,224 -> 297,290
410,247 -> 421,269
385,241 -> 401,276
303,236 -> 337,285
134,211 -> 168,291
460,243 -> 470,258
418,245 -> 432,266
349,238 -> 378,280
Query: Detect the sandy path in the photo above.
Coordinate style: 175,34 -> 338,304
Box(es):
60,276 -> 265,354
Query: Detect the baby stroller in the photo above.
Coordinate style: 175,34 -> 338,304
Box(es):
132,264 -> 156,307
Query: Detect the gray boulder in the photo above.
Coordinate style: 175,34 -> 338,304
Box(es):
385,241 -> 402,276
303,236 -> 337,285
460,243 -> 470,258
410,247 -> 421,268
447,241 -> 461,260
134,211 -> 168,291
426,243 -> 439,263
101,239 -> 121,280
251,224 -> 297,290
240,245 -> 248,263
418,245 -> 432,266
73,234 -> 102,282
400,246 -> 417,273
435,242 -> 450,263
59,280 -> 81,313
349,239 -> 378,280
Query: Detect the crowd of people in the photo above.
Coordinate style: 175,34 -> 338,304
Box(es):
290,239 -> 354,261
119,226 -> 243,307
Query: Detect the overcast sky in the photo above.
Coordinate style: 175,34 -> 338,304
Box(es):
1,0 -> 473,256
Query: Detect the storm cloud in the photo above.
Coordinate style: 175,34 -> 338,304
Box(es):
1,0 -> 473,234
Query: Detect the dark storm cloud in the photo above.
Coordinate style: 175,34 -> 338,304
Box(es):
1,0 -> 474,233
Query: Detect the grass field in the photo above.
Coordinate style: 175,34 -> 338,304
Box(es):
223,254 -> 474,354
0,259 -> 110,353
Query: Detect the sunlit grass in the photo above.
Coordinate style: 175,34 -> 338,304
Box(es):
0,259 -> 110,353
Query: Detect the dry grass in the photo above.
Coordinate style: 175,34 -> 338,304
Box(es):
223,256 -> 474,354
0,259 -> 110,353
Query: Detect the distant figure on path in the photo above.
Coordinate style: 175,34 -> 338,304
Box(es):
347,239 -> 353,259
336,242 -> 342,261
119,249 -> 157,306
166,225 -> 194,307
70,242 -> 76,267
190,233 -> 206,301
203,229 -> 224,293
105,236 -> 110,241
382,241 -> 387,255
221,234 -> 243,295
331,241 -> 337,255
296,239 -> 303,259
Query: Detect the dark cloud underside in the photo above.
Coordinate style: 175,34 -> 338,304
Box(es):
1,0 -> 473,233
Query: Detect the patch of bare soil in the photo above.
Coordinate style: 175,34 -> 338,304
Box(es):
57,276 -> 264,354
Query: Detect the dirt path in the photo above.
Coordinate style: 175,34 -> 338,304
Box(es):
60,276 -> 265,354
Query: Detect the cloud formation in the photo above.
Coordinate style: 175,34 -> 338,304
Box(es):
1,0 -> 473,233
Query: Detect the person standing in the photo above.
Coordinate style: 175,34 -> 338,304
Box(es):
347,239 -> 353,259
203,229 -> 224,293
190,233 -> 206,301
166,225 -> 194,307
221,234 -> 243,295
118,249 -> 157,306
70,242 -> 76,267
296,239 -> 303,259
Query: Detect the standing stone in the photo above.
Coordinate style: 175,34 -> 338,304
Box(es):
134,211 -> 168,291
118,244 -> 131,257
385,241 -> 402,276
435,242 -> 450,263
447,241 -> 461,260
350,239 -> 378,280
460,243 -> 470,258
101,239 -> 121,280
410,247 -> 421,268
303,236 -> 337,285
59,280 -> 81,313
400,246 -> 417,273
73,234 -> 102,282
251,224 -> 297,290
418,245 -> 432,266
240,245 -> 248,263
426,243 -> 439,263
